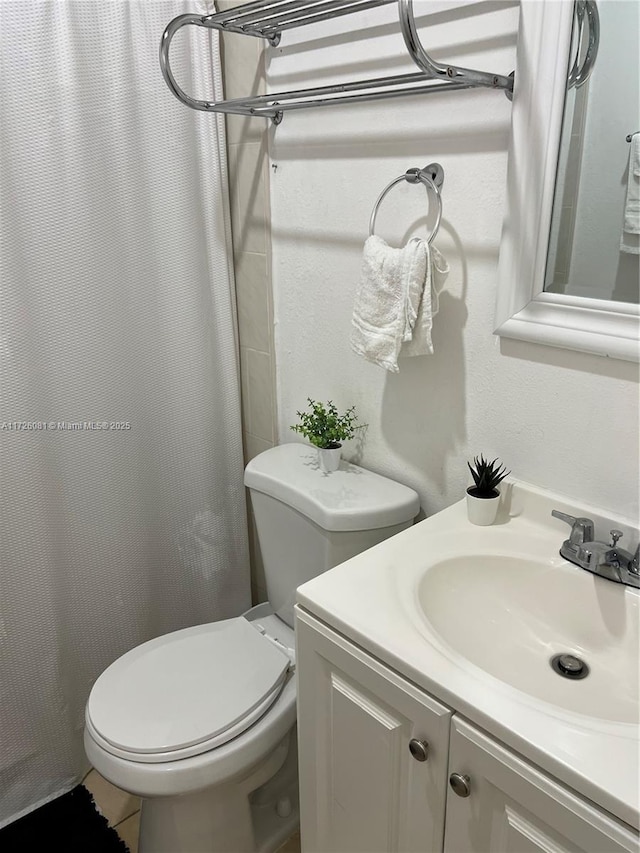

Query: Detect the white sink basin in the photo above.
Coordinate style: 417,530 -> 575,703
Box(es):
417,552 -> 639,723
298,480 -> 640,828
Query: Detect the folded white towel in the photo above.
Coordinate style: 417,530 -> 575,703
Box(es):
621,134 -> 640,254
351,236 -> 428,373
351,236 -> 448,372
400,245 -> 449,359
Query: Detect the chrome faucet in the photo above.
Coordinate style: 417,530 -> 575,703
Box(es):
552,510 -> 640,589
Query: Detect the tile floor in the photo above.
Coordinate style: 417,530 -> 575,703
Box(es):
83,769 -> 140,851
83,768 -> 301,853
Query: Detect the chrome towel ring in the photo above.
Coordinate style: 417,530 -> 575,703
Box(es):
369,163 -> 444,245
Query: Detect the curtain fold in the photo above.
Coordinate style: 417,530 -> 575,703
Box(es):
0,0 -> 250,826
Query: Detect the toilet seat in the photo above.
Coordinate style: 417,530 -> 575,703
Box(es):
86,617 -> 291,764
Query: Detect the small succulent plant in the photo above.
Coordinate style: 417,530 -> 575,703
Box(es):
290,399 -> 362,449
467,455 -> 510,498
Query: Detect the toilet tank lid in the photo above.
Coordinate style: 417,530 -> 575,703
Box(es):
244,443 -> 420,532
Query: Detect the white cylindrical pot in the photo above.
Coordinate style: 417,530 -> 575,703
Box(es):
318,446 -> 341,473
466,489 -> 500,526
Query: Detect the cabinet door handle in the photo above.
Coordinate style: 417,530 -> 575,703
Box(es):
449,773 -> 471,797
408,738 -> 429,762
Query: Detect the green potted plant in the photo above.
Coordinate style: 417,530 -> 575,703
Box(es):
466,455 -> 510,525
290,399 -> 362,472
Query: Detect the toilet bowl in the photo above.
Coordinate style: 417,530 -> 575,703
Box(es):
85,607 -> 299,853
84,444 -> 419,853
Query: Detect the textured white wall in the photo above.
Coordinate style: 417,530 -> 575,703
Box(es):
268,1 -> 639,522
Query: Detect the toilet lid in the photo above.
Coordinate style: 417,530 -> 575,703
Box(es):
87,618 -> 291,757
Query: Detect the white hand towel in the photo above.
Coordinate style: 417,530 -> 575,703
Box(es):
621,134 -> 640,254
351,236 -> 428,373
400,245 -> 450,358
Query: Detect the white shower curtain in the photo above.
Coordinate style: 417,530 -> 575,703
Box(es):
0,0 -> 250,826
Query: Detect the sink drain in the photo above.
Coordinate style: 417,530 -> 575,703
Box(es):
550,653 -> 589,680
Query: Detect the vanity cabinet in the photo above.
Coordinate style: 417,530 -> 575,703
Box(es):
445,717 -> 635,853
296,608 -> 451,853
296,609 -> 639,853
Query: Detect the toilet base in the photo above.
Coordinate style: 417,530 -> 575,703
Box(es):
138,731 -> 298,853
139,783 -> 255,853
251,729 -> 299,853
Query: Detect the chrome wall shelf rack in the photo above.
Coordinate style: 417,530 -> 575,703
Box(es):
160,0 -> 515,123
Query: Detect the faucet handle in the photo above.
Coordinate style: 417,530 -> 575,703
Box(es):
609,529 -> 623,547
551,510 -> 595,545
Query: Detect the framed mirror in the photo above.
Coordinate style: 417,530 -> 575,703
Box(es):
495,0 -> 640,362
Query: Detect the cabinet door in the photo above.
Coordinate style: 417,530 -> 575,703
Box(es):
445,717 -> 639,853
296,608 -> 452,853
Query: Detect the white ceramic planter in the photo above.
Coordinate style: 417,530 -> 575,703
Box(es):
466,489 -> 500,526
318,446 -> 342,473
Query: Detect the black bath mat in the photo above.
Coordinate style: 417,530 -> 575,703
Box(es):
0,784 -> 130,852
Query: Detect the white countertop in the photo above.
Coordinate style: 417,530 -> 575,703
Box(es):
296,480 -> 640,830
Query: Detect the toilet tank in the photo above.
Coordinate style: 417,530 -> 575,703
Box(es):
244,444 -> 420,628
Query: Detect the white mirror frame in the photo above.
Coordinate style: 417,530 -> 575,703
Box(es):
495,0 -> 640,363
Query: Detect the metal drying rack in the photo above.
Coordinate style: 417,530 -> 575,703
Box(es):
159,0 -> 515,124
567,0 -> 599,89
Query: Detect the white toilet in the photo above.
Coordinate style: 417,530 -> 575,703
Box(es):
84,443 -> 419,853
